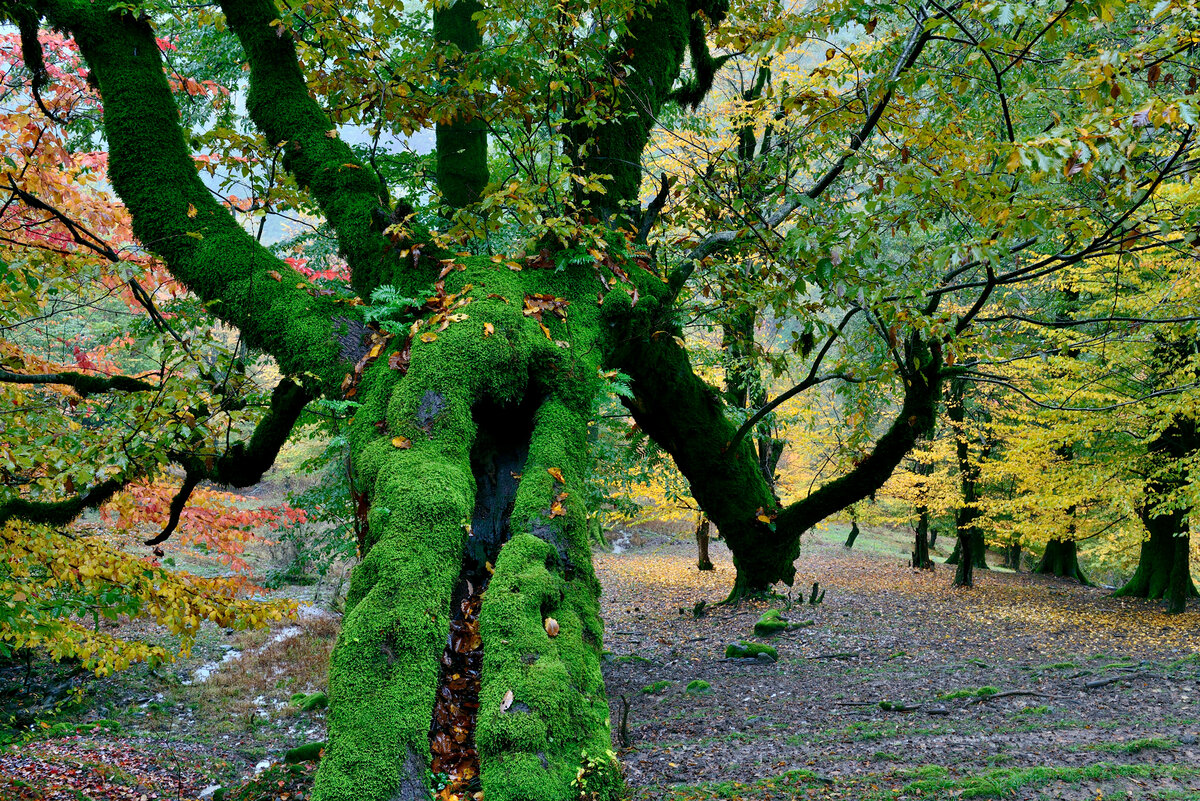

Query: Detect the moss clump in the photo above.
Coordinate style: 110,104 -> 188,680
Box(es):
685,680 -> 712,695
725,642 -> 778,661
284,742 -> 326,763
641,681 -> 672,694
753,609 -> 813,636
292,692 -> 328,711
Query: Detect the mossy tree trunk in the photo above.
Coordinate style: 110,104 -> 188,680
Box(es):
1034,536 -> 1090,584
327,283 -> 624,800
1113,415 -> 1200,615
913,510 -> 932,569
947,379 -> 990,585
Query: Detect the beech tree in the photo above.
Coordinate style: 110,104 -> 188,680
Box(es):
2,0 -> 1198,797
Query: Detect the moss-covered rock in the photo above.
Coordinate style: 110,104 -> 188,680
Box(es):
725,642 -> 779,662
685,680 -> 712,695
292,692 -> 328,712
284,741 -> 326,763
753,609 -> 814,636
642,680 -> 672,694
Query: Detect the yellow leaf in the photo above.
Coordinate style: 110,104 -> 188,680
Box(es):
548,467 -> 565,483
186,203 -> 198,218
483,322 -> 495,337
420,332 -> 438,343
391,436 -> 412,449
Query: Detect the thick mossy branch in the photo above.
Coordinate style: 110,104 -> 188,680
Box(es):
570,0 -> 691,218
0,477 -> 126,529
175,379 -> 311,489
433,0 -> 488,210
32,0 -> 352,393
670,0 -> 733,109
601,276 -> 790,592
605,277 -> 943,593
0,367 -> 155,396
218,0 -> 413,299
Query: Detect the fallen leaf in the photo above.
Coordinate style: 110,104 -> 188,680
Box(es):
392,436 -> 412,449
500,689 -> 514,712
544,617 -> 559,637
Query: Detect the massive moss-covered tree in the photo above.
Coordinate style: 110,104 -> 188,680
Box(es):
3,0 -> 1198,796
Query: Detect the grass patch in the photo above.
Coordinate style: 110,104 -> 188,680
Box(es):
902,762 -> 1200,799
938,685 -> 999,700
642,681 -> 672,695
1089,737 -> 1176,754
631,769 -> 828,800
1014,704 -> 1051,716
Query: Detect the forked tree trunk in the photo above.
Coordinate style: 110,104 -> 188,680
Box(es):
318,266 -> 624,801
1034,537 -> 1090,585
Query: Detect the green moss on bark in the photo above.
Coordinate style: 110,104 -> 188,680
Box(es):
314,257 -> 620,801
38,1 -> 353,393
434,0 -> 488,210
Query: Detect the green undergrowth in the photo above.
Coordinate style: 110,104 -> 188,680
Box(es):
901,763 -> 1200,799
631,769 -> 829,800
1085,737 -> 1177,754
937,685 -> 998,700
636,762 -> 1200,801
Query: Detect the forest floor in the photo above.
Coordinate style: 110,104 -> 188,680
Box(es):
2,522 -> 1198,801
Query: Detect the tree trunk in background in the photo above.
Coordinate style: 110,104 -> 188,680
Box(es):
844,519 -> 861,549
1114,525 -> 1197,614
948,379 -> 990,585
954,528 -> 976,587
695,515 -> 714,571
1113,410 -> 1200,614
1034,537 -> 1091,584
912,509 -> 932,569
1005,542 -> 1021,571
